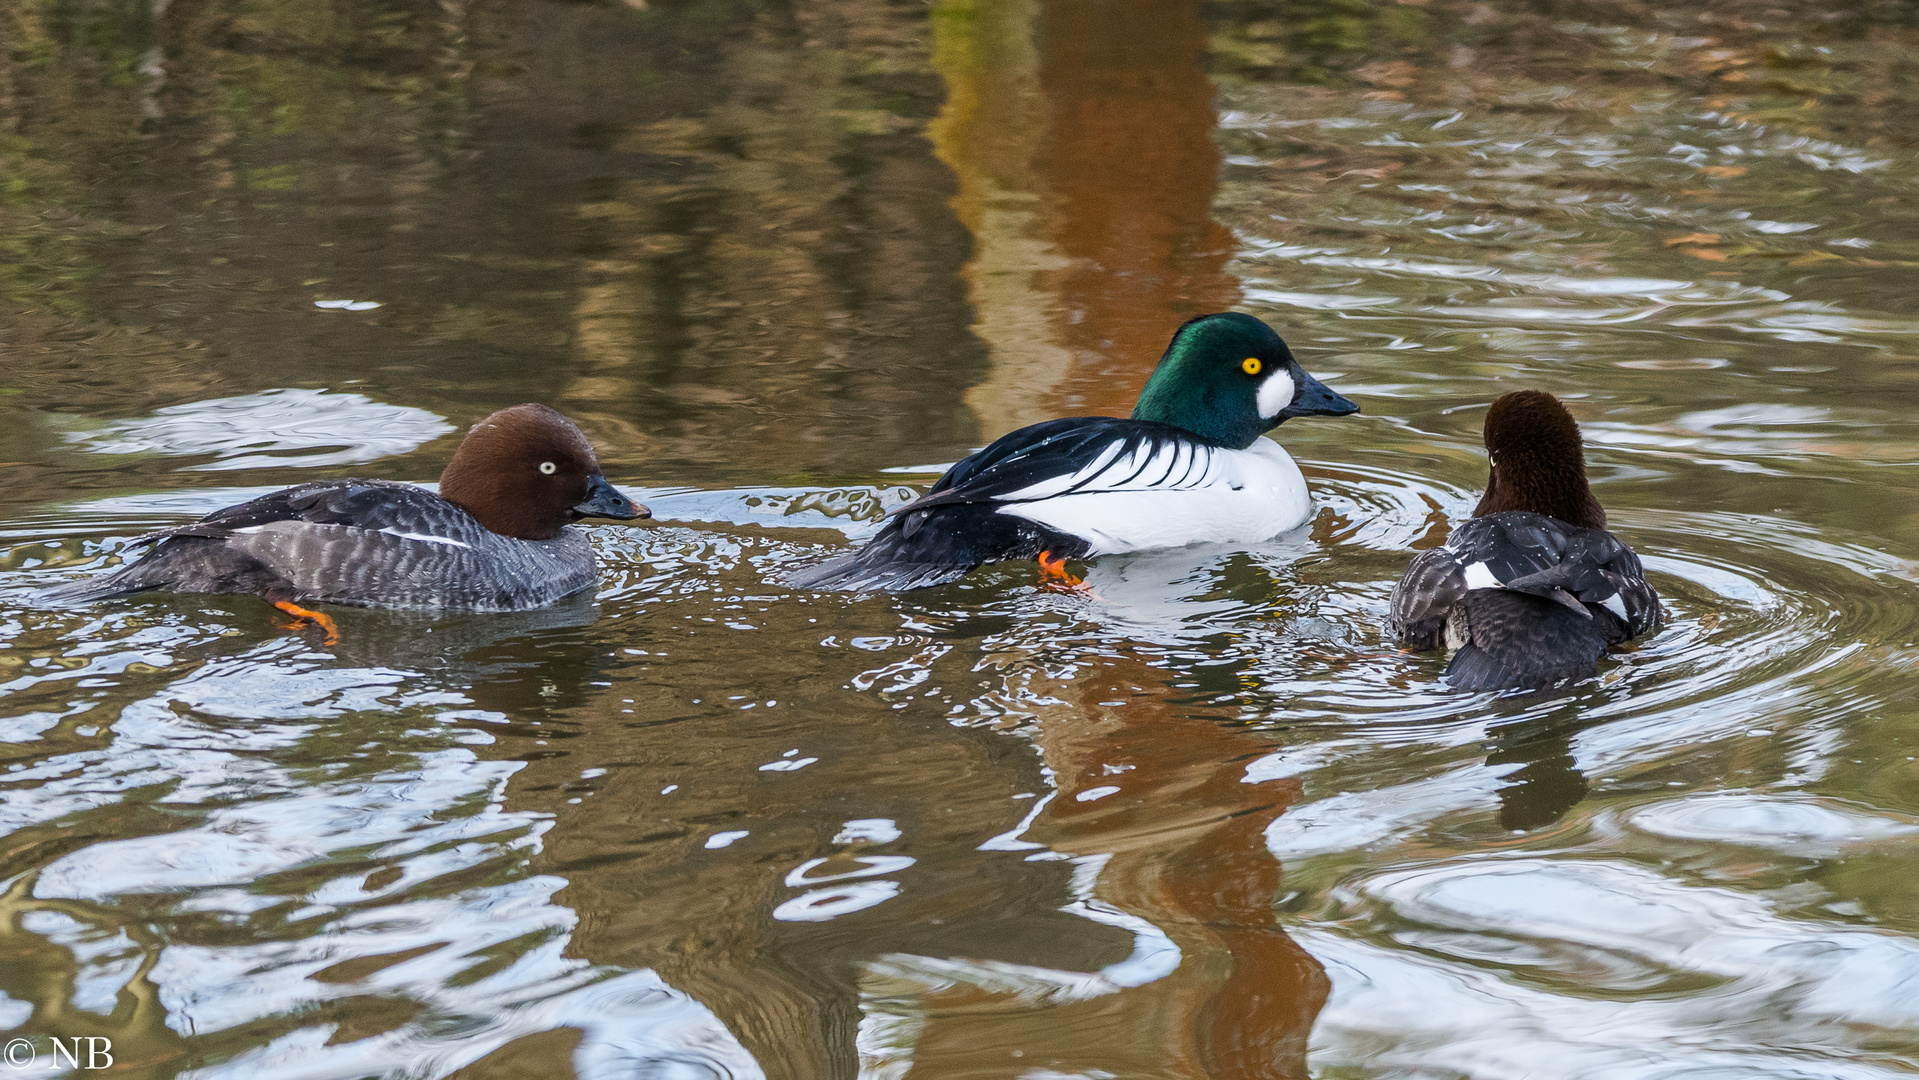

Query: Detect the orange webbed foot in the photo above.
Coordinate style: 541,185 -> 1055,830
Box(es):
269,598 -> 340,646
1036,550 -> 1088,591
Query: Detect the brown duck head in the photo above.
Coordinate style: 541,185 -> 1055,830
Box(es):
1472,390 -> 1606,530
439,403 -> 649,540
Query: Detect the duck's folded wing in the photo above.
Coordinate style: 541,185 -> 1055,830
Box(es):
1598,546 -> 1661,638
150,480 -> 487,545
892,418 -> 1222,531
1389,546 -> 1468,649
1448,511 -> 1660,637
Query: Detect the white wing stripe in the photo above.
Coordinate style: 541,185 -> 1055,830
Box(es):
1462,562 -> 1502,590
996,439 -> 1124,501
381,528 -> 473,549
1078,438 -> 1128,484
1167,439 -> 1192,486
1153,439 -> 1184,488
997,434 -> 1236,502
1115,441 -> 1173,491
1095,438 -> 1218,495
232,522 -> 474,549
997,439 -> 1310,554
1109,440 -> 1158,489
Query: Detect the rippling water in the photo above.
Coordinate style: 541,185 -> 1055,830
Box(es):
4,0 -> 1919,1077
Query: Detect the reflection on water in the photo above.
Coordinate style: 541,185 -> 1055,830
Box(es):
5,0 -> 1919,1077
931,0 -> 1240,433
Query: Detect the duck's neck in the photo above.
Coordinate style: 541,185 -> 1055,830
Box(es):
440,468 -> 569,541
1473,458 -> 1607,529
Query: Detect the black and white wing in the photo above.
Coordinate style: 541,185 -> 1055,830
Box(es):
895,417 -> 1228,521
1390,510 -> 1660,648
788,418 -> 1235,592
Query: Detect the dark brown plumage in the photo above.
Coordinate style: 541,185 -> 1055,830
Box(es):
1389,389 -> 1661,690
1472,390 -> 1606,530
440,403 -> 622,541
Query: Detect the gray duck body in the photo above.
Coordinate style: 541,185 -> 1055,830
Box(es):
44,479 -> 598,613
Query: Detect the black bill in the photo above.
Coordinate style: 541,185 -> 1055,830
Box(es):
574,473 -> 650,520
1279,369 -> 1361,420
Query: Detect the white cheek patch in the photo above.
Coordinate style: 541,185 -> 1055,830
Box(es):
1256,370 -> 1295,420
1462,562 -> 1502,590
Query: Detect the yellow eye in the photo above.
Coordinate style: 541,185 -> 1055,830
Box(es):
1241,357 -> 1263,376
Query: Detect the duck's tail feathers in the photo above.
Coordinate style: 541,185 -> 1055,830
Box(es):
35,567 -> 161,605
34,537 -> 273,606
1443,590 -> 1610,691
785,502 -> 1078,593
1443,643 -> 1568,692
786,507 -> 1017,592
784,522 -> 981,590
32,530 -> 186,604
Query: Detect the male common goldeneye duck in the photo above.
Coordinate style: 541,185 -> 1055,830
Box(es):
789,312 -> 1360,592
40,403 -> 649,642
1389,390 -> 1661,690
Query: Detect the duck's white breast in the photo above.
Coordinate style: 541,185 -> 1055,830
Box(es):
998,438 -> 1313,555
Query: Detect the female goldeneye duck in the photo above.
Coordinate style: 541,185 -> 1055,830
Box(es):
1389,390 -> 1661,690
789,312 -> 1360,592
40,403 -> 648,642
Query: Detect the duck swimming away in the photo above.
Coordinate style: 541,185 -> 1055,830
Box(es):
789,313 -> 1360,592
39,403 -> 648,642
1389,390 -> 1661,690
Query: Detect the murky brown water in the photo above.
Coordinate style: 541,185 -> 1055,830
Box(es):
4,0 -> 1919,1076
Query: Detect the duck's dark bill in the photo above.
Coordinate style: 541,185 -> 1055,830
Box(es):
1281,371 -> 1361,419
575,474 -> 650,520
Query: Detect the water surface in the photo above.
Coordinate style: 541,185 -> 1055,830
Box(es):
4,0 -> 1919,1077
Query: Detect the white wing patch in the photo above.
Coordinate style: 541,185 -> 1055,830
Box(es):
232,522 -> 471,549
998,436 -> 1218,503
1458,549 -> 1632,622
1256,371 -> 1295,421
995,438 -> 1130,501
380,528 -> 472,549
999,439 -> 1312,554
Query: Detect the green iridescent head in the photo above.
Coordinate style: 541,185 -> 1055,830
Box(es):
1131,313 -> 1359,448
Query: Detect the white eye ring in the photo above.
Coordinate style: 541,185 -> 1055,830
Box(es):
539,461 -> 557,475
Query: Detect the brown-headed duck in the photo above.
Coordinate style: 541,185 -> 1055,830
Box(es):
1389,390 -> 1661,690
41,403 -> 648,642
